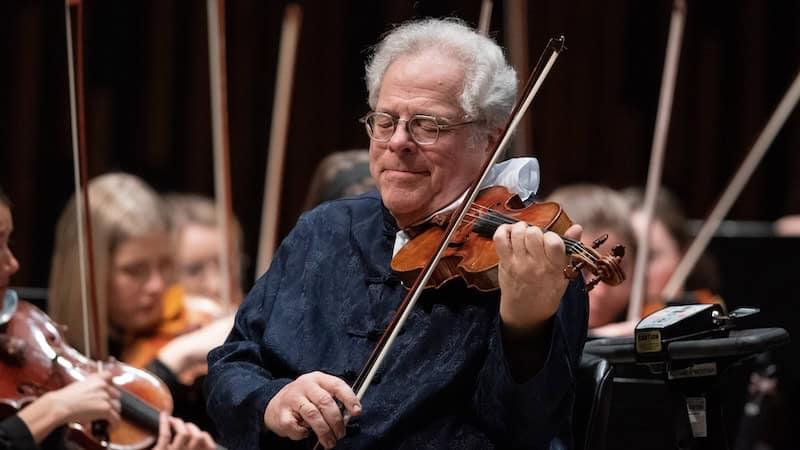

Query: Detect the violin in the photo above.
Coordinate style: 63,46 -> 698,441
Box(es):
392,185 -> 627,292
0,297 -> 173,450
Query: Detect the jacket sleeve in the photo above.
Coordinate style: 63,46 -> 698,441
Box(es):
205,215 -> 313,449
473,279 -> 589,449
0,415 -> 39,450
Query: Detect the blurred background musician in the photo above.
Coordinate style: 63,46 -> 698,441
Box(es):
302,149 -> 375,212
162,193 -> 245,307
47,172 -> 231,436
0,185 -> 215,450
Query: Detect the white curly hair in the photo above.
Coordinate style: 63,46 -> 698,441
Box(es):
365,18 -> 518,132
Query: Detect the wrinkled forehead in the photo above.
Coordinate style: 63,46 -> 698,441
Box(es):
384,48 -> 465,84
377,50 -> 466,113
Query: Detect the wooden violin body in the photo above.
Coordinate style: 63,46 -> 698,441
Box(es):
0,300 -> 173,450
392,185 -> 626,292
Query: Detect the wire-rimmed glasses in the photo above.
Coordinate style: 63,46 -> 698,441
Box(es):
359,111 -> 475,145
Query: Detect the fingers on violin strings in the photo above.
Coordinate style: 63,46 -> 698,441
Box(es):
509,221 -> 531,256
541,230 -> 567,265
521,224 -> 544,257
564,223 -> 583,241
493,224 -> 514,260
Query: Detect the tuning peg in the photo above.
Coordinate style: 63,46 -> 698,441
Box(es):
612,244 -> 625,257
591,234 -> 609,249
563,260 -> 584,280
584,276 -> 602,292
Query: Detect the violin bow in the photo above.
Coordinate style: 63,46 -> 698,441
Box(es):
64,0 -> 105,362
661,69 -> 800,300
206,0 -> 237,310
478,0 -> 493,36
255,4 -> 302,278
626,0 -> 687,321
503,0 -> 532,158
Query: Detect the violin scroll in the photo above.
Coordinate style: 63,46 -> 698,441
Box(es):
564,237 -> 626,292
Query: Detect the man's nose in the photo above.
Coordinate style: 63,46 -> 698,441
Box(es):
388,119 -> 415,153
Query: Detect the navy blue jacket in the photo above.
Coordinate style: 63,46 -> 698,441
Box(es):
206,191 -> 588,449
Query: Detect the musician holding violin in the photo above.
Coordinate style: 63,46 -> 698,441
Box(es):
207,18 -> 596,449
46,173 -> 232,440
0,186 -> 218,450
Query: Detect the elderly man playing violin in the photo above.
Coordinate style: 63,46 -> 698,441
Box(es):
207,18 -> 587,450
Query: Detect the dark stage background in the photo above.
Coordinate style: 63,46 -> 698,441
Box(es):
1,0 -> 799,447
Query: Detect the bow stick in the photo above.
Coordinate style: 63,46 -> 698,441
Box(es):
478,0 -> 493,36
255,4 -> 302,278
64,0 -> 104,362
206,0 -> 237,310
626,0 -> 686,321
661,68 -> 800,300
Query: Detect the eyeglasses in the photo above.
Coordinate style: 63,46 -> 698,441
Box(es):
359,111 -> 475,145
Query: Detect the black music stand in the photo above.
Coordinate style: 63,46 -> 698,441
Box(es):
584,328 -> 789,450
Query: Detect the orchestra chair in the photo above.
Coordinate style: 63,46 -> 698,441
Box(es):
574,352 -> 615,450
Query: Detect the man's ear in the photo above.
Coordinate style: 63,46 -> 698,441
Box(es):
484,127 -> 504,155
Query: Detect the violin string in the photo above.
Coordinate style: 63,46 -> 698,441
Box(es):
462,205 -> 593,256
460,211 -> 597,263
464,202 -> 582,249
459,205 -> 600,263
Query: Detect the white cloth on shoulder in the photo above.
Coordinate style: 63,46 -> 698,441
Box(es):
393,157 -> 540,255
